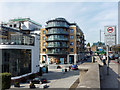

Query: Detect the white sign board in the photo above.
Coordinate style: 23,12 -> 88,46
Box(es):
104,26 -> 116,47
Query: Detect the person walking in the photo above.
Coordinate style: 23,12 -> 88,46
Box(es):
102,54 -> 106,65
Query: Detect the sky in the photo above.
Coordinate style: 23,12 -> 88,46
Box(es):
0,1 -> 118,45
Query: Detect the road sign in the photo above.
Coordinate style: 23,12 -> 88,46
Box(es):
104,26 -> 116,47
107,27 -> 113,33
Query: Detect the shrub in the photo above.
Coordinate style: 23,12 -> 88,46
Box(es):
14,82 -> 20,87
29,82 -> 36,88
57,60 -> 61,64
0,73 -> 11,89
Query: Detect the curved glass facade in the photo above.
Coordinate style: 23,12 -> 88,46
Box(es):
47,28 -> 68,35
47,35 -> 68,41
46,21 -> 69,28
46,18 -> 69,55
47,42 -> 68,48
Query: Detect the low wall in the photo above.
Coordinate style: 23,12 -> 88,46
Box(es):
77,63 -> 100,89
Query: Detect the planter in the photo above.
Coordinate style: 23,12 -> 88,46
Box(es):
29,86 -> 36,89
14,85 -> 20,87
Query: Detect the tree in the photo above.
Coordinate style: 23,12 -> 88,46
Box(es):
87,42 -> 90,47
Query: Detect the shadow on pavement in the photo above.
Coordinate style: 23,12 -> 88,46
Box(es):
100,64 -> 120,90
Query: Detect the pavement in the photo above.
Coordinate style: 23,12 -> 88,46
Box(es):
10,69 -> 80,89
100,60 -> 120,89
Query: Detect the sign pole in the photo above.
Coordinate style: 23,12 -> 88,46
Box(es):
106,45 -> 109,75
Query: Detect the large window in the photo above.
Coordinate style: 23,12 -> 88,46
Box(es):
70,42 -> 73,46
43,42 -> 46,46
43,36 -> 46,40
70,29 -> 73,33
70,35 -> 73,39
70,48 -> 73,52
1,49 -> 31,77
43,30 -> 46,34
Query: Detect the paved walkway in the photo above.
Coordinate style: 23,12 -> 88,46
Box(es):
10,69 -> 80,89
100,61 -> 120,89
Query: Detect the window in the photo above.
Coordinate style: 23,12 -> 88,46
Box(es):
70,42 -> 73,46
70,48 -> 73,52
70,35 -> 73,39
43,30 -> 46,34
70,29 -> 73,33
43,36 -> 46,40
43,49 -> 46,52
43,42 -> 46,46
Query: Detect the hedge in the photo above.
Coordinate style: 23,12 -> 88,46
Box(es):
0,73 -> 11,89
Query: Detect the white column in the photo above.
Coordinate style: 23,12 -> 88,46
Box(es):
67,55 -> 69,64
40,55 -> 42,63
46,55 -> 49,65
74,54 -> 77,64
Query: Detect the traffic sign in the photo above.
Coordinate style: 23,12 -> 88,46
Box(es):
107,27 -> 113,33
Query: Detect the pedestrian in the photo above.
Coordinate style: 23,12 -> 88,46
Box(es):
62,69 -> 64,74
102,54 -> 106,65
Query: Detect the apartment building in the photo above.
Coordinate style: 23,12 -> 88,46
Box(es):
0,18 -> 41,78
40,18 -> 85,64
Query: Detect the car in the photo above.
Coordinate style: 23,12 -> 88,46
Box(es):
31,78 -> 40,84
39,84 -> 48,88
114,54 -> 119,59
117,57 -> 120,63
71,65 -> 78,70
40,78 -> 47,84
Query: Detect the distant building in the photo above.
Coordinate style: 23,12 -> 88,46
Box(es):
91,42 -> 105,52
40,18 -> 85,64
0,18 -> 41,78
93,41 -> 105,46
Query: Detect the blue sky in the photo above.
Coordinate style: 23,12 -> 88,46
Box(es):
0,2 -> 118,45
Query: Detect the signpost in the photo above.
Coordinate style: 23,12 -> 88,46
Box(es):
104,26 -> 116,47
106,45 -> 109,75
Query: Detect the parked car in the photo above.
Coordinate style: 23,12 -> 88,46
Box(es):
114,54 -> 119,59
71,65 -> 78,70
39,84 -> 48,89
117,57 -> 120,63
31,78 -> 40,84
40,78 -> 47,84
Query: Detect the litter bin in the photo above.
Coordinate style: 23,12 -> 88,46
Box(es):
65,69 -> 67,72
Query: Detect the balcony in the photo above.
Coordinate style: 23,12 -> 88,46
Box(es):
77,45 -> 81,47
46,38 -> 68,42
0,38 -> 34,46
77,39 -> 81,42
47,51 -> 69,55
76,33 -> 80,36
46,31 -> 69,36
46,45 -> 68,48
45,24 -> 69,29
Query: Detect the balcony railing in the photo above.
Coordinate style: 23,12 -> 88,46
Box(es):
46,31 -> 68,35
77,39 -> 81,42
46,38 -> 68,42
76,33 -> 80,36
46,45 -> 68,48
0,38 -> 34,46
47,51 -> 68,55
45,24 -> 69,29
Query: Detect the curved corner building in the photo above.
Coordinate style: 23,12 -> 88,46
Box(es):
40,18 -> 85,64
